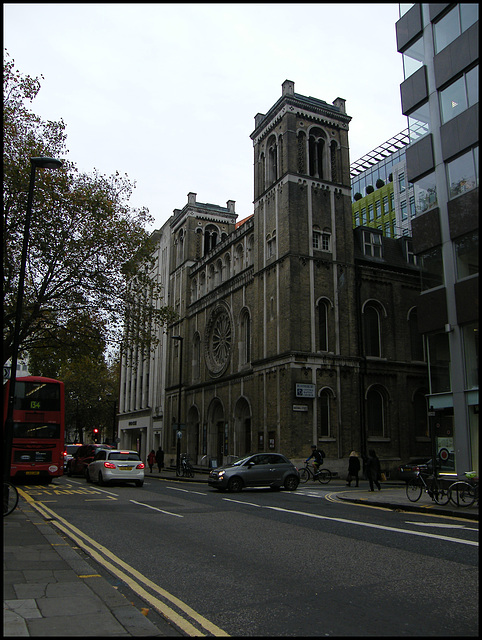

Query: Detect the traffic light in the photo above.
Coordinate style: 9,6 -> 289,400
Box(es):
92,427 -> 99,442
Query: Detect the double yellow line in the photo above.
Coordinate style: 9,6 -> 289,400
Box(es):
18,488 -> 229,637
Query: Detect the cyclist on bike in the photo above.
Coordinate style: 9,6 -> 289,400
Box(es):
306,445 -> 325,476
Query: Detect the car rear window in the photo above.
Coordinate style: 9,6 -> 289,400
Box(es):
108,452 -> 140,461
66,445 -> 81,454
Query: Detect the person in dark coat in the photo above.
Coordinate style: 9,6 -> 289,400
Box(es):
365,449 -> 382,491
346,451 -> 361,487
155,447 -> 164,473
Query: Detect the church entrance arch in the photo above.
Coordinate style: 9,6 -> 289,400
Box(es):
234,397 -> 252,458
207,398 -> 225,465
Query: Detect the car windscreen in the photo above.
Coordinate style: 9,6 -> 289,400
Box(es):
108,452 -> 140,461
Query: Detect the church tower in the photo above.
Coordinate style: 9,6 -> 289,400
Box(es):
250,80 -> 357,455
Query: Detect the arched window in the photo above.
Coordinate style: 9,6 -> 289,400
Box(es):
191,278 -> 197,303
363,303 -> 381,357
224,253 -> 231,280
215,259 -> 223,286
309,127 -> 326,179
408,307 -> 424,361
199,272 -> 206,297
208,264 -> 215,291
318,388 -> 335,438
366,386 -> 387,437
192,333 -> 201,381
240,308 -> 251,366
267,135 -> 278,185
203,224 -> 219,256
234,244 -> 244,274
318,299 -> 329,351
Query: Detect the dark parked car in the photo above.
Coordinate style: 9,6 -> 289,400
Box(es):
66,443 -> 112,477
208,453 -> 300,492
393,454 -> 455,482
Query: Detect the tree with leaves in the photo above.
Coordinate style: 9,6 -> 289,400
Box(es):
3,51 -> 176,367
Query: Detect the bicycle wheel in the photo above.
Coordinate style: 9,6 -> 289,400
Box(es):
317,469 -> 332,484
186,466 -> 194,478
299,468 -> 310,483
406,478 -> 422,502
449,481 -> 476,507
3,482 -> 19,517
431,478 -> 450,505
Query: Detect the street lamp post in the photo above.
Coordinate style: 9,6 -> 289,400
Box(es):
3,157 -> 63,481
172,335 -> 184,474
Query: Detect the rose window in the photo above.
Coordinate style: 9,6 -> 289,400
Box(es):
205,304 -> 232,376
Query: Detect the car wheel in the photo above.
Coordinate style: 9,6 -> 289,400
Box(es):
227,477 -> 243,492
135,480 -> 144,487
284,475 -> 299,491
67,464 -> 73,477
85,468 -> 92,483
98,472 -> 104,486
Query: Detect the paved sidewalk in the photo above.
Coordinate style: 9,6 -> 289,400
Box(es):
4,472 -> 477,636
3,502 -> 178,637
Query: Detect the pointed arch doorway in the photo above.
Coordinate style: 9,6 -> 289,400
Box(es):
207,398 -> 225,465
234,397 -> 252,457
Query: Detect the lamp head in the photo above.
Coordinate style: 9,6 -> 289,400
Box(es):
31,157 -> 63,169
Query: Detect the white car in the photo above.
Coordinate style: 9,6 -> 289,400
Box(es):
86,449 -> 145,487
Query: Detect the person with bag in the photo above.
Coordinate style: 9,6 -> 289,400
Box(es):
365,449 -> 382,491
147,450 -> 156,473
346,451 -> 361,487
305,444 -> 325,475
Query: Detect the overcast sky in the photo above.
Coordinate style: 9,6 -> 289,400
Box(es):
4,3 -> 407,230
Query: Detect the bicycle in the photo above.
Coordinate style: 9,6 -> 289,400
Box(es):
448,472 -> 478,508
3,481 -> 19,517
406,471 -> 450,505
176,454 -> 194,478
299,462 -> 332,484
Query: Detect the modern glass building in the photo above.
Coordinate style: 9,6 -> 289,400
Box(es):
350,130 -> 416,238
396,3 -> 478,475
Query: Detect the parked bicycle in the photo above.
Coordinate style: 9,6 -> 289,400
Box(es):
3,481 -> 19,517
299,462 -> 332,484
176,454 -> 194,478
406,470 -> 450,505
448,472 -> 478,508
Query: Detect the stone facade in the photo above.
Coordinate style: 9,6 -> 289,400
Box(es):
120,81 -> 430,476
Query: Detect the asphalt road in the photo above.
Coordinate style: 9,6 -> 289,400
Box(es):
19,475 -> 479,637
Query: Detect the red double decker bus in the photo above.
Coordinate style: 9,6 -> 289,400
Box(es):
3,376 -> 65,482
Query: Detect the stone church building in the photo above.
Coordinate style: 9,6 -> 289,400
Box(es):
118,80 -> 430,476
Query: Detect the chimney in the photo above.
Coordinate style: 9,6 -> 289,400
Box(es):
282,80 -> 295,96
227,200 -> 235,213
333,97 -> 346,114
187,192 -> 197,205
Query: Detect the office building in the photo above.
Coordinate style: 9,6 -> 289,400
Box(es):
396,3 -> 478,474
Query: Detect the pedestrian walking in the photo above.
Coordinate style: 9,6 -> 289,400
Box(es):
346,451 -> 361,487
147,450 -> 156,473
365,449 -> 382,491
155,446 -> 164,473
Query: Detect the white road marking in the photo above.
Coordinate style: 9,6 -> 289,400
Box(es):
130,500 -> 183,517
223,499 -> 478,546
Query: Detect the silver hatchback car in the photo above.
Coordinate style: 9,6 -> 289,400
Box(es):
208,453 -> 300,492
87,449 -> 145,487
